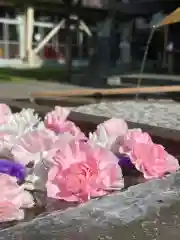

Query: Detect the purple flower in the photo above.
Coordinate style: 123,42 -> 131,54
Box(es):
0,159 -> 26,183
116,154 -> 134,169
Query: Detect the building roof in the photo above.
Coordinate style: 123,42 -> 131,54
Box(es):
0,0 -> 180,17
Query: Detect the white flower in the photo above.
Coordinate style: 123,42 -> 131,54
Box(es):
0,108 -> 40,158
89,125 -> 111,149
89,118 -> 128,153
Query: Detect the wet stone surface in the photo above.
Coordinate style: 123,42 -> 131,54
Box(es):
74,101 -> 180,130
1,172 -> 180,239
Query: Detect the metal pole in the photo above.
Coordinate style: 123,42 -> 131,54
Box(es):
162,25 -> 168,68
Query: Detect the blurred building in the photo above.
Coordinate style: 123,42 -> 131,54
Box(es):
0,0 -> 179,68
0,1 -> 103,66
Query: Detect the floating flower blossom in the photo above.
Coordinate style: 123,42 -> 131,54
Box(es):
0,103 -> 12,124
46,140 -> 124,202
0,108 -> 40,136
44,106 -> 70,129
0,108 -> 40,158
12,128 -> 55,166
44,106 -> 85,139
120,129 -> 180,179
117,154 -> 134,170
0,159 -> 26,182
11,128 -> 57,190
89,118 -> 128,153
0,173 -> 34,222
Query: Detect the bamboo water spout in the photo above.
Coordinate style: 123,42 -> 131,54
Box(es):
157,8 -> 180,28
31,85 -> 180,98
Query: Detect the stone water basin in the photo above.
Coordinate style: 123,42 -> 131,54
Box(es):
0,102 -> 180,239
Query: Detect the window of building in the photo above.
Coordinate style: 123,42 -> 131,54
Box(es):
71,30 -> 78,45
8,24 -> 18,41
58,29 -> 66,43
9,43 -> 19,58
0,23 -> 3,41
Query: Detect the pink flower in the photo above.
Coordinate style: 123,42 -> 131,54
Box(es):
120,129 -> 179,179
103,118 -> 128,138
44,106 -> 70,130
52,120 -> 86,139
44,106 -> 85,139
120,129 -> 152,153
47,138 -> 87,170
0,173 -> 34,222
12,129 -> 56,166
89,118 -> 128,152
46,140 -> 124,202
0,103 -> 12,124
11,128 -> 60,191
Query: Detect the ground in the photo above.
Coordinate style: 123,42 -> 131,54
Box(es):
0,80 -> 90,99
0,67 -> 88,99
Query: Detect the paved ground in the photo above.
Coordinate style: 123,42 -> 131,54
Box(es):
1,73 -> 180,100
0,80 -> 90,99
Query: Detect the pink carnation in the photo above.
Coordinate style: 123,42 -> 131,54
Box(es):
0,173 -> 34,222
46,140 -> 124,202
103,118 -> 128,138
44,106 -> 85,139
44,106 -> 70,130
89,118 -> 128,152
120,129 -> 179,179
12,129 -> 56,166
0,103 -> 12,124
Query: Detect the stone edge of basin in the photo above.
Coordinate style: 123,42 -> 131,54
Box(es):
0,171 -> 180,238
0,101 -> 179,238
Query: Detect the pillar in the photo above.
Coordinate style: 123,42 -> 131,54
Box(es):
79,16 -> 112,86
26,6 -> 34,66
119,21 -> 132,64
16,10 -> 26,60
96,17 -> 112,74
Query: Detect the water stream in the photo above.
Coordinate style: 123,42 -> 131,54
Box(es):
135,26 -> 156,99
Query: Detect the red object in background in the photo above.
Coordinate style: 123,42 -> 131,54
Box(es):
43,46 -> 60,59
